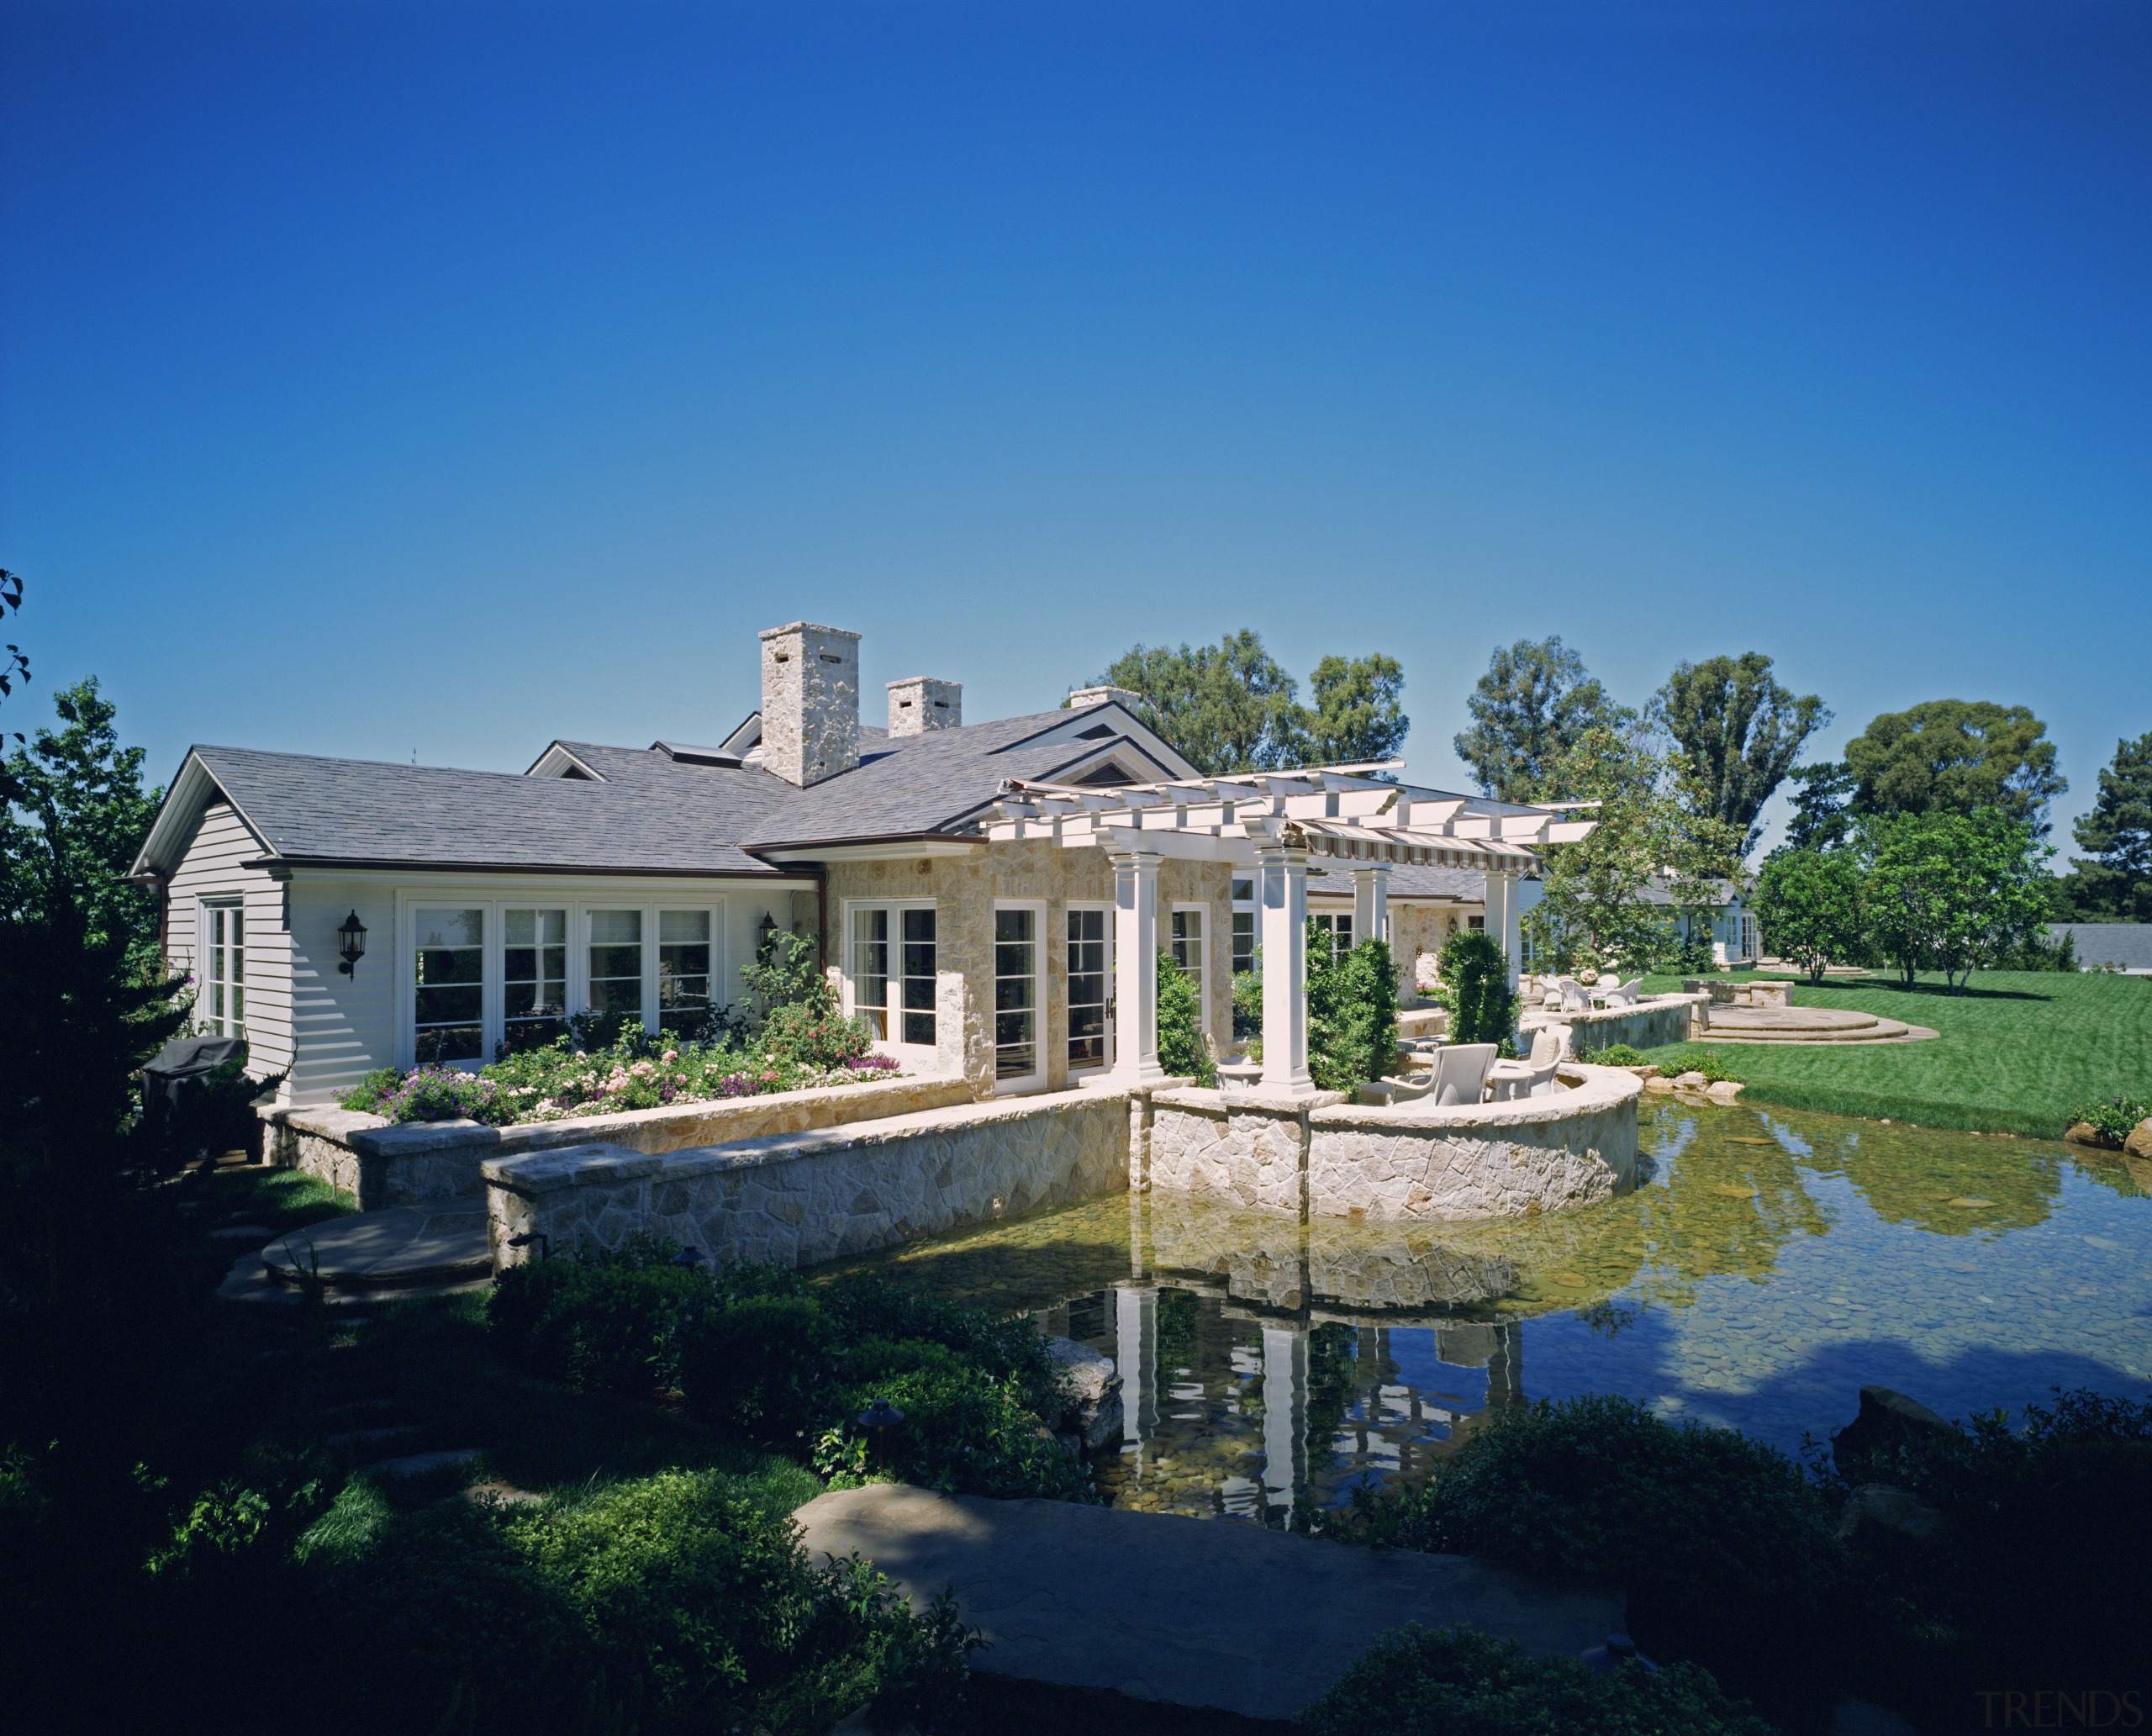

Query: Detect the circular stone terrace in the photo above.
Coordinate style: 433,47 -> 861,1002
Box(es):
1701,1004 -> 1938,1044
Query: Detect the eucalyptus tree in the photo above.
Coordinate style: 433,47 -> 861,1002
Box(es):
1453,637 -> 1632,804
1651,653 -> 1828,857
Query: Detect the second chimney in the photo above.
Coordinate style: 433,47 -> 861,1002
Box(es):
887,676 -> 962,736
759,622 -> 861,786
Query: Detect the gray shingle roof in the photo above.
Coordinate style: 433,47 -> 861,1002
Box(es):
2052,924 -> 2152,970
140,702 -> 1188,879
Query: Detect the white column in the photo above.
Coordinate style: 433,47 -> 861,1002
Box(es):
1261,1324 -> 1307,1519
1116,1285 -> 1158,1451
1351,863 -> 1390,948
1110,851 -> 1167,1083
1258,845 -> 1312,1095
1486,870 -> 1522,989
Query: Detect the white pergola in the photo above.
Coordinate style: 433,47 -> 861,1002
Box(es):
984,764 -> 1597,1098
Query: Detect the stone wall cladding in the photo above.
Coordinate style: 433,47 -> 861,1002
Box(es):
1305,1067 -> 1641,1222
1147,1088 -> 1344,1216
267,1074 -> 972,1210
822,838 -> 1232,1100
1530,994 -> 1706,1056
760,622 -> 861,788
484,1087 -> 1134,1270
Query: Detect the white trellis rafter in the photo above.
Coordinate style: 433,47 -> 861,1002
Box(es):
980,764 -> 1597,1099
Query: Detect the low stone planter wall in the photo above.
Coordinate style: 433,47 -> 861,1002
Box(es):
1306,1065 -> 1640,1222
1147,1066 -> 1639,1224
266,1074 -> 975,1210
484,1086 -> 1134,1270
1527,993 -> 1706,1056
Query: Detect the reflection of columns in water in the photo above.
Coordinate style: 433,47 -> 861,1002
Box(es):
1115,1286 -> 1158,1458
1262,1325 -> 1308,1515
1433,1321 -> 1525,1411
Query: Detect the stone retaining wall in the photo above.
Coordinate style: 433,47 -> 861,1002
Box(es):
1527,993 -> 1706,1056
484,1086 -> 1133,1270
266,1074 -> 974,1210
1147,1067 -> 1639,1225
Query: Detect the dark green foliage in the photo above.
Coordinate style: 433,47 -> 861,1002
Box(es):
1454,636 -> 1633,802
1828,1390 -> 2152,1718
1784,759 -> 1858,852
1669,928 -> 1719,976
1751,847 -> 1868,984
2053,729 -> 2152,920
815,1336 -> 1093,1501
1859,808 -> 2053,991
758,996 -> 874,1070
817,1271 -> 1061,1417
1231,966 -> 1263,1041
1651,652 -> 1829,857
1305,652 -> 1409,768
2065,1094 -> 2150,1142
679,1294 -> 840,1442
1334,1396 -> 1849,1710
1437,929 -> 1515,1047
1590,1043 -> 1646,1066
1302,1624 -> 1773,1736
1092,631 -> 1308,774
1656,1048 -> 1743,1084
1844,699 -> 2066,833
1306,930 -> 1398,1094
1991,922 -> 2077,970
1155,947 -> 1215,1084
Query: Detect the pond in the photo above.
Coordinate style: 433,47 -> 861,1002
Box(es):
826,1100 -> 2152,1523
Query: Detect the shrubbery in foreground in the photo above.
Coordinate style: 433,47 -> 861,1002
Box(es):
1302,1625 -> 1771,1736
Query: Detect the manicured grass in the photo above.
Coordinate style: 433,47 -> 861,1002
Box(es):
1632,968 -> 2152,1137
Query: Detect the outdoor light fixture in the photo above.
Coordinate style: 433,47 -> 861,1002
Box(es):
757,911 -> 777,944
506,1232 -> 551,1262
336,910 -> 368,976
858,1397 -> 905,1435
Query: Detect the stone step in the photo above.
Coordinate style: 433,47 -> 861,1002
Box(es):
260,1203 -> 492,1294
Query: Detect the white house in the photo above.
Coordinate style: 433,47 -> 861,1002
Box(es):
130,621 -> 1589,1108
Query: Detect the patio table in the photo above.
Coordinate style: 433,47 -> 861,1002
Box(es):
1485,1059 -> 1535,1101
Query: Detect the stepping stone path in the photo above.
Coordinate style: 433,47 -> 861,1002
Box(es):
219,1202 -> 492,1305
794,1483 -> 1622,1724
362,1448 -> 484,1480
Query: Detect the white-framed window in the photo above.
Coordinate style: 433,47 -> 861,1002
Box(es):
398,895 -> 729,1069
1170,904 -> 1207,1031
994,900 -> 1045,1090
413,906 -> 485,1066
847,901 -> 936,1052
1312,910 -> 1353,960
1468,915 -> 1485,933
1067,903 -> 1113,1074
1738,912 -> 1759,961
1230,877 -> 1256,976
202,899 -> 245,1037
502,907 -> 568,1053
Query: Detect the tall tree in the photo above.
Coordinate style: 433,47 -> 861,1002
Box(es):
2052,731 -> 2152,921
1522,727 -> 1743,972
1843,699 -> 2066,835
1305,652 -> 1408,768
1859,809 -> 2051,994
1453,637 -> 1632,803
1094,631 -> 1305,775
1782,760 -> 1858,852
1651,653 -> 1828,857
1749,849 -> 1867,985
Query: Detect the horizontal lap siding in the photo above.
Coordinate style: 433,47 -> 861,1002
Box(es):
166,802 -> 293,1086
287,879 -> 398,1109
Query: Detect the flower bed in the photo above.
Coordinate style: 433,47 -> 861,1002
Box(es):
340,1031 -> 903,1130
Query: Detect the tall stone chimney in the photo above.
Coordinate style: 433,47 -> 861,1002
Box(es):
887,676 -> 962,736
759,622 -> 861,787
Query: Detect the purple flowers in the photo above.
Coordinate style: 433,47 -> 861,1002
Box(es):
845,1053 -> 899,1072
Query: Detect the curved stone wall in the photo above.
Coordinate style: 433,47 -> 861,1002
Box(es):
1306,1066 -> 1640,1222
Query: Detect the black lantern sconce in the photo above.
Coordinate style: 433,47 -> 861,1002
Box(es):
757,911 -> 778,956
336,910 -> 368,977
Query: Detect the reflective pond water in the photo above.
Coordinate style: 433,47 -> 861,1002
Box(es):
826,1101 -> 2152,1522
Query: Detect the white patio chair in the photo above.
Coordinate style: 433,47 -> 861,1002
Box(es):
1600,976 -> 1643,1008
1432,1042 -> 1498,1106
1519,1026 -> 1564,1096
1558,977 -> 1592,1014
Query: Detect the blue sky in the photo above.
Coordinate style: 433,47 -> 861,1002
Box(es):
3,0 -> 2145,855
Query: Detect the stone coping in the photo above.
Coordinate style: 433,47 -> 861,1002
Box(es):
1310,1061 -> 1642,1130
273,1071 -> 973,1161
482,1084 -> 1136,1195
1528,990 -> 1708,1027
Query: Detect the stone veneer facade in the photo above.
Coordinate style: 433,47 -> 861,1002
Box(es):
485,1086 -> 1132,1269
818,837 -> 1233,1100
267,1073 -> 972,1209
1147,1066 -> 1640,1225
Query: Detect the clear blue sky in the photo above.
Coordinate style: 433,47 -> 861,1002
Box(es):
3,1 -> 2145,855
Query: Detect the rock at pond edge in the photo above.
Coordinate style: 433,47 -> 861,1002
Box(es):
2126,1119 -> 2152,1161
2065,1121 -> 2124,1151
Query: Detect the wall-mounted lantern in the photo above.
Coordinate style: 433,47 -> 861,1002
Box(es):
336,910 -> 368,977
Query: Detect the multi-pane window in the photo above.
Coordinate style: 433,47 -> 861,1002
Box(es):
1231,878 -> 1256,976
1313,910 -> 1353,960
414,908 -> 484,1065
1468,915 -> 1485,933
588,910 -> 644,1016
1068,907 -> 1110,1072
1170,906 -> 1205,1029
503,908 -> 568,1053
994,907 -> 1038,1081
203,901 -> 245,1037
851,905 -> 936,1048
658,910 -> 712,1035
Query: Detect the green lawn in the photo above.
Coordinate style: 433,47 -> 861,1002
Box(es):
1631,968 -> 2152,1137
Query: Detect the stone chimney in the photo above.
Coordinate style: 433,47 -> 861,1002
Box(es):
1068,683 -> 1142,712
759,622 -> 861,787
887,676 -> 962,736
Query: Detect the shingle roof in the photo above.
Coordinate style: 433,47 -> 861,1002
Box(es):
2052,923 -> 2152,970
169,745 -> 790,877
137,702 -> 1189,880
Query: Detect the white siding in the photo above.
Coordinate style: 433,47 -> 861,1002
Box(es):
164,801 -> 293,1085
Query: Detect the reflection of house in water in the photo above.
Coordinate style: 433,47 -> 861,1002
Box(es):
1042,1204 -> 1532,1521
